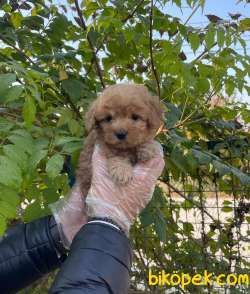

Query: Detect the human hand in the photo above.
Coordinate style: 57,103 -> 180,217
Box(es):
86,141 -> 165,234
50,184 -> 87,249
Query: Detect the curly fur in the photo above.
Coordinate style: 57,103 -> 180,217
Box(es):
76,84 -> 163,196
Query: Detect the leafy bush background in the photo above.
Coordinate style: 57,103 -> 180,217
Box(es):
0,0 -> 250,292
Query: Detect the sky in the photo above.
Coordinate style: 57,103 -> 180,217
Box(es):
167,0 -> 250,22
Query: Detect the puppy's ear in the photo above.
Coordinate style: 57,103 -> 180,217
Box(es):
85,100 -> 98,132
147,95 -> 164,131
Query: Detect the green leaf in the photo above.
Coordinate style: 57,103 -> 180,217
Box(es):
48,15 -> 69,42
88,29 -> 101,47
2,4 -> 12,13
3,85 -> 23,103
8,131 -> 34,155
172,0 -> 181,7
225,30 -> 231,46
0,73 -> 16,97
27,69 -> 48,80
29,149 -> 47,171
165,103 -> 181,128
205,26 -> 215,49
181,200 -> 194,209
22,96 -> 36,127
68,119 -> 81,135
192,149 -> 211,165
222,206 -> 233,213
55,136 -> 82,146
62,141 -> 83,153
3,144 -> 28,171
0,215 -> 7,236
57,108 -> 73,127
23,201 -> 41,222
62,78 -> 86,101
213,160 -> 250,185
140,210 -> 154,227
42,186 -> 59,204
217,28 -> 225,48
0,185 -> 19,207
0,156 -> 22,188
239,18 -> 250,31
154,212 -> 167,242
197,78 -> 210,93
189,33 -> 200,53
23,200 -> 50,222
0,199 -> 17,218
0,117 -> 14,133
55,136 -> 82,153
213,160 -> 231,176
170,147 -> 190,173
0,73 -> 16,88
25,184 -> 41,201
245,154 -> 250,160
46,154 -> 64,178
183,222 -> 194,234
225,80 -> 234,97
10,12 -> 23,28
22,16 -> 44,30
230,167 -> 250,185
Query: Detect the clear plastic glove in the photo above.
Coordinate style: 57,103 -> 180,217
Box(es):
49,184 -> 87,249
86,141 -> 165,234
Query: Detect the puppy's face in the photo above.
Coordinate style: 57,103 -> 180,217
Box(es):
86,84 -> 163,150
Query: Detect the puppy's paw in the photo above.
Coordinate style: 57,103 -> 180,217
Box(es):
108,159 -> 133,185
137,141 -> 158,162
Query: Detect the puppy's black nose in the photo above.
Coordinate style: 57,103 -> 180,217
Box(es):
115,130 -> 128,140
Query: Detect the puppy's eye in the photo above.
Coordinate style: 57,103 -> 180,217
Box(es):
105,115 -> 112,122
131,114 -> 140,121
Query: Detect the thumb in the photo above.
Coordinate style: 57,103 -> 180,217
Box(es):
92,144 -> 108,173
134,146 -> 165,179
92,144 -> 106,162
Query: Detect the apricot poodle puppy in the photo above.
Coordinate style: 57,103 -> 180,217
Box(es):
76,84 -> 164,197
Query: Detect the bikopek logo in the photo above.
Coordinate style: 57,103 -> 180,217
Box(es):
148,270 -> 249,290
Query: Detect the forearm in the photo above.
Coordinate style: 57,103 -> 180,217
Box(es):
50,222 -> 132,294
0,215 -> 66,293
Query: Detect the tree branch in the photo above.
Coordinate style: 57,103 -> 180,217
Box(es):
0,36 -> 36,66
85,1 -> 145,77
183,2 -> 201,25
149,0 -> 161,97
162,180 -> 219,225
96,1 -> 145,52
191,42 -> 217,63
0,37 -> 82,120
122,0 -> 145,23
64,94 -> 82,120
74,0 -> 105,88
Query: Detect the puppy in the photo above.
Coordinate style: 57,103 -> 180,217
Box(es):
76,84 -> 163,197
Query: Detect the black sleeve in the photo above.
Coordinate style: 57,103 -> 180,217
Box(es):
0,215 -> 66,294
50,222 -> 132,294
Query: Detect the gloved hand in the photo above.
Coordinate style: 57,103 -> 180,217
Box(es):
86,141 -> 165,234
49,184 -> 87,249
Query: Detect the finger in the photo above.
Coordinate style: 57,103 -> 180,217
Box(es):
153,140 -> 164,157
134,153 -> 165,176
132,160 -> 164,186
90,146 -> 110,181
152,157 -> 165,179
92,144 -> 108,166
69,183 -> 84,201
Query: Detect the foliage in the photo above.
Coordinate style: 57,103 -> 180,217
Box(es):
0,0 -> 250,292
